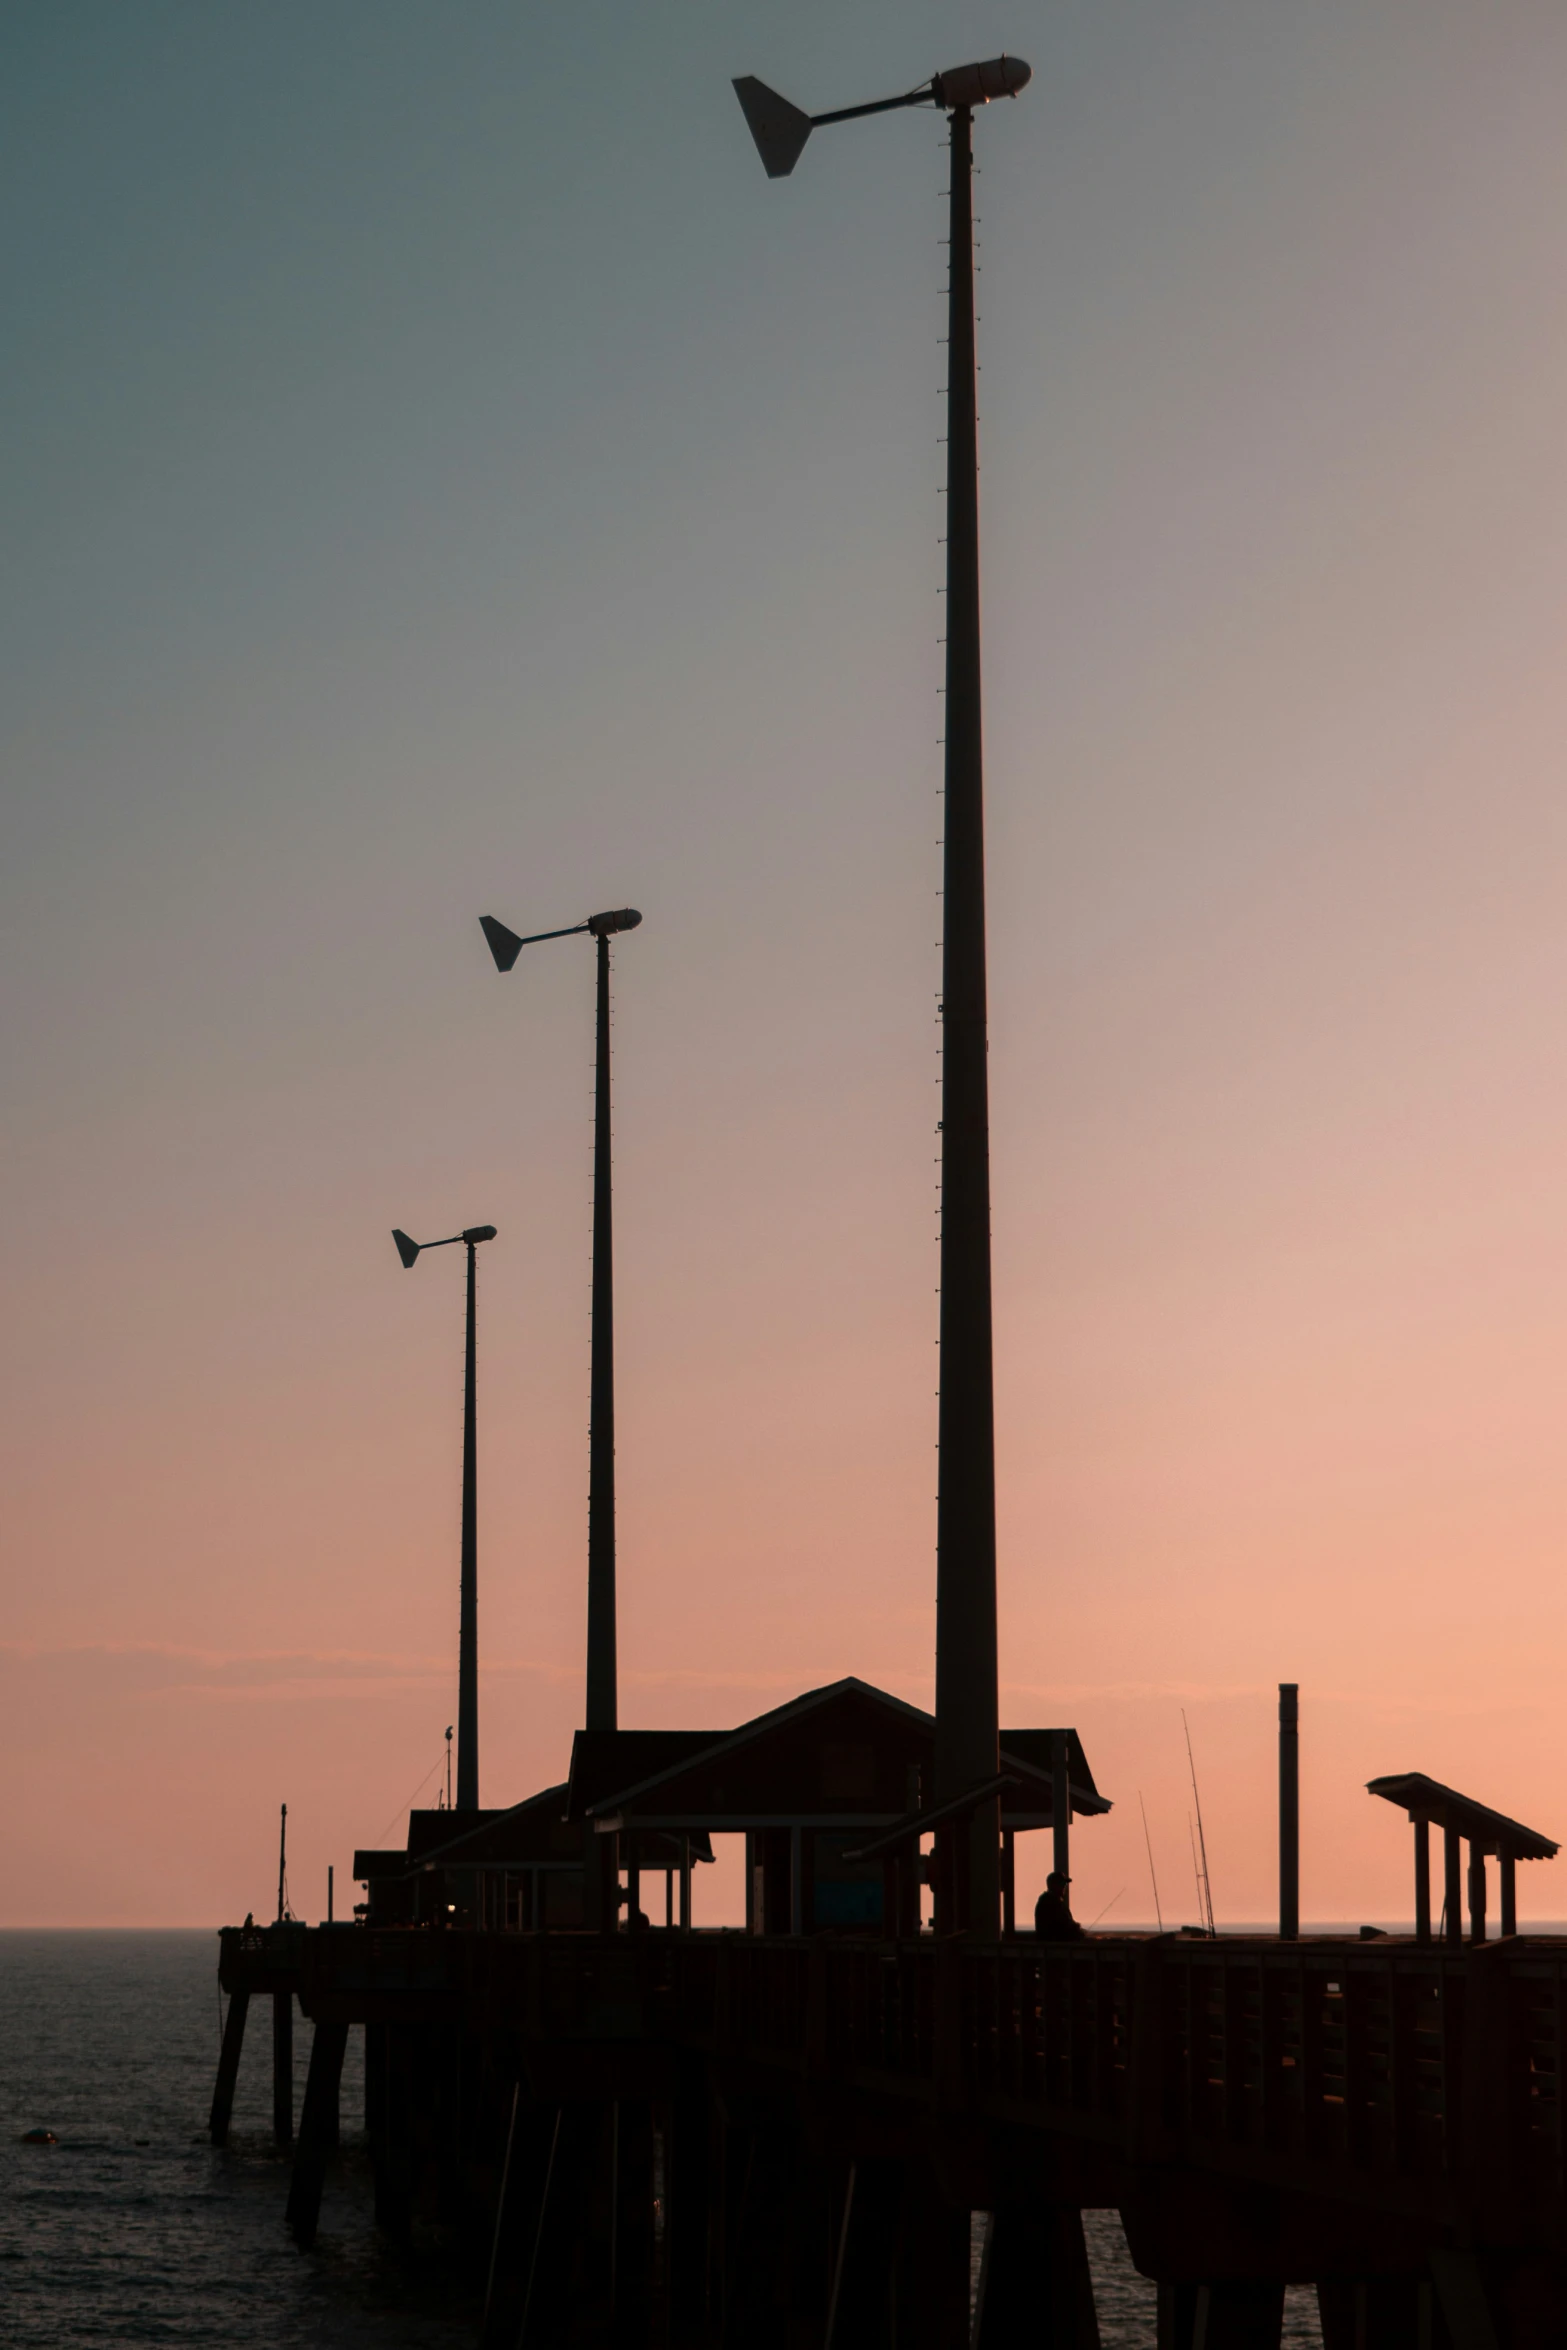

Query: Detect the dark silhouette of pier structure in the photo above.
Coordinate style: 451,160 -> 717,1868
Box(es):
209,58 -> 1567,2349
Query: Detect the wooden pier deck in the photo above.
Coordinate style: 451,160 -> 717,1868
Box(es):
216,1919 -> 1567,2347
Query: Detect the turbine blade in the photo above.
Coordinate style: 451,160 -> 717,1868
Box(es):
733,76 -> 812,178
392,1229 -> 421,1269
479,914 -> 525,973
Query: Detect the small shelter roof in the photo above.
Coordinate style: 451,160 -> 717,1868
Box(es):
568,1732 -> 727,1821
357,1782 -> 714,1883
1367,1773 -> 1559,1862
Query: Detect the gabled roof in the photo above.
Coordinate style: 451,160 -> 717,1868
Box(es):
1367,1773 -> 1559,1862
574,1677 -> 1111,1828
576,1677 -> 930,1822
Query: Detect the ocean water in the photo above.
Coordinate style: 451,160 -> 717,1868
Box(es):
0,1932 -> 472,2346
0,1932 -> 1320,2345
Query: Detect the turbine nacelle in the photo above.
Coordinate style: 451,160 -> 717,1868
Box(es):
734,56 -> 1030,178
480,908 -> 643,970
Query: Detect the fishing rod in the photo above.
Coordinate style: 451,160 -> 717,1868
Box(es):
1183,1711 -> 1217,1936
1139,1791 -> 1164,1932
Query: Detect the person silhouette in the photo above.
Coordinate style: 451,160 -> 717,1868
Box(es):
1034,1870 -> 1083,1941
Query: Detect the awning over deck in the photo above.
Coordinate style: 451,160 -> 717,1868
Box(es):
1367,1773 -> 1558,1862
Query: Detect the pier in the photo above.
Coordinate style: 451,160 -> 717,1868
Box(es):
217,1904 -> 1567,2346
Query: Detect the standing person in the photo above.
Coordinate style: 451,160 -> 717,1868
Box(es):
1034,1871 -> 1084,1941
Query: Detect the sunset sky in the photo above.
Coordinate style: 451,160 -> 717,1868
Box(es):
6,0 -> 1567,1931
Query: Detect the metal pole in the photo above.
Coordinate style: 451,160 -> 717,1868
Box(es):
1278,1683 -> 1299,1940
932,101 -> 1000,1939
458,1239 -> 479,1808
277,1802 -> 287,1924
587,929 -> 617,1732
327,1864 -> 334,1925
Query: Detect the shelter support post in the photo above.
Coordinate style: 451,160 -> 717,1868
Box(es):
1444,1824 -> 1463,1949
1469,1846 -> 1487,1945
1001,1830 -> 1016,1936
1501,1852 -> 1517,1938
1414,1817 -> 1431,1944
1052,1730 -> 1071,1887
209,1986 -> 249,2146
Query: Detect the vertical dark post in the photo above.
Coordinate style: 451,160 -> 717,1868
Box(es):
277,1801 -> 287,1922
933,101 -> 1000,1939
1414,1817 -> 1431,1944
209,1986 -> 250,2146
327,1863 -> 334,1923
273,1990 -> 294,2144
1444,1822 -> 1462,1948
1278,1683 -> 1299,1941
1468,1847 -> 1487,1945
1500,1851 -> 1517,1938
1051,1730 -> 1071,1886
587,928 -> 617,1733
1001,1829 -> 1015,1936
458,1237 -> 480,1809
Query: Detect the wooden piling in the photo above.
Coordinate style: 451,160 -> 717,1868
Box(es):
272,1988 -> 294,2145
1500,1852 -> 1517,1938
976,2204 -> 1100,2348
208,1986 -> 249,2147
285,2017 -> 348,2246
825,2158 -> 903,2348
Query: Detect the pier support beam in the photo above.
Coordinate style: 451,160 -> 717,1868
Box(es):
1157,2281 -> 1283,2350
825,2159 -> 902,2349
976,2205 -> 1100,2349
285,2017 -> 348,2247
518,2105 -> 611,2348
892,2169 -> 972,2350
1444,1824 -> 1463,1948
209,1987 -> 249,2147
272,1989 -> 294,2145
1317,2277 -> 1431,2350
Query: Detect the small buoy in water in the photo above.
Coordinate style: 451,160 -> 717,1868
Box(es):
19,2129 -> 57,2146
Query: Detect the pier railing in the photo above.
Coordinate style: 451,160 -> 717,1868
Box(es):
220,1925 -> 1567,2225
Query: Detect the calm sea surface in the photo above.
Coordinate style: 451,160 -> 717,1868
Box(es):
0,1931 -> 1321,2346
